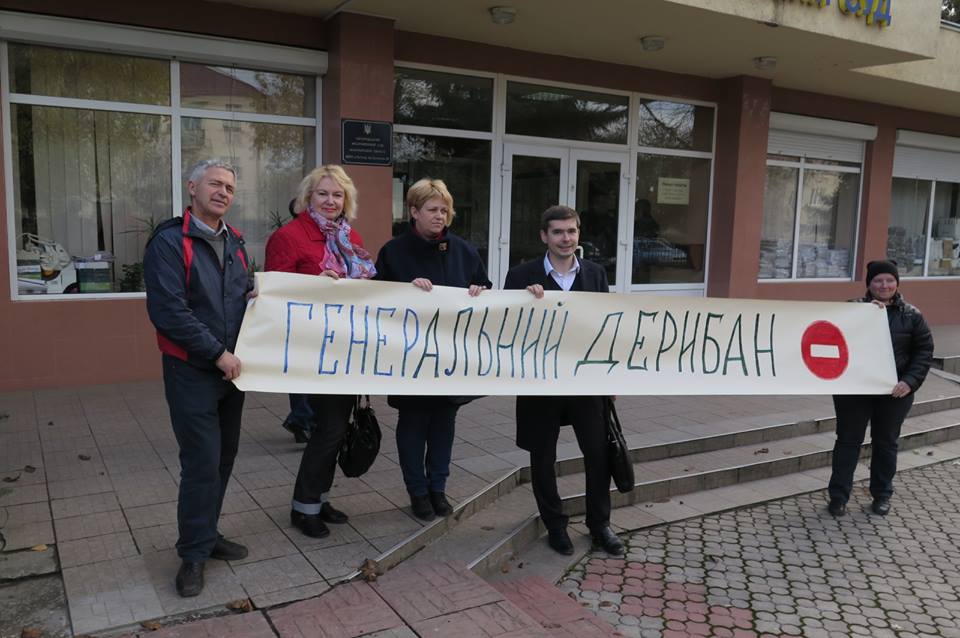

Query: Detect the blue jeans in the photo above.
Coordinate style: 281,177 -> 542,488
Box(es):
284,393 -> 315,432
395,403 -> 459,497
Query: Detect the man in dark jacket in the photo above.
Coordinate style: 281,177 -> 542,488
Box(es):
827,259 -> 934,518
503,205 -> 624,556
144,159 -> 252,597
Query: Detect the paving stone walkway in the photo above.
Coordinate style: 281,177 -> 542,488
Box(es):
561,459 -> 960,638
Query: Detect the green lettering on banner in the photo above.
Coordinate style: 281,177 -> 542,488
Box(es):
575,312 -> 624,374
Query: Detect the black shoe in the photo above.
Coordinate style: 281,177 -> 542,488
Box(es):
591,527 -> 625,556
547,528 -> 574,556
291,510 -> 330,538
282,420 -> 311,443
827,498 -> 847,517
429,491 -> 453,517
872,498 -> 891,516
410,494 -> 436,521
320,502 -> 349,524
175,561 -> 205,597
210,535 -> 248,561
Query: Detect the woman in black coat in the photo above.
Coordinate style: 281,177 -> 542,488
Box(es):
375,178 -> 491,521
827,259 -> 934,518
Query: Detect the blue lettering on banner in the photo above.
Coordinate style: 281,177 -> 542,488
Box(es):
373,307 -> 396,376
283,302 -> 313,373
318,303 -> 343,375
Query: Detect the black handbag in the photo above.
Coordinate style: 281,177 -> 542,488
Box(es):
337,395 -> 382,478
604,397 -> 635,493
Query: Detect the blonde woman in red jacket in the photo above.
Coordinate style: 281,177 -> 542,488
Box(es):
265,164 -> 376,538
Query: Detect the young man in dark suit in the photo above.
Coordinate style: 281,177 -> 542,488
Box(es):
503,205 -> 624,557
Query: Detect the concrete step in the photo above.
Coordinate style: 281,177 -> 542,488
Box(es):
934,355 -> 960,375
479,420 -> 960,587
468,408 -> 960,579
345,393 -> 960,584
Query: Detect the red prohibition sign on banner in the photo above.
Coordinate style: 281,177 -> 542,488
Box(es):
801,321 -> 849,380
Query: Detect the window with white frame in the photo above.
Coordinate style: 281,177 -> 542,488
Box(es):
888,131 -> 960,277
633,99 -> 715,286
392,67 -> 493,257
759,115 -> 873,280
6,40 -> 320,297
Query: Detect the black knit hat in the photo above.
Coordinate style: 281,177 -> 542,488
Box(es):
865,259 -> 899,284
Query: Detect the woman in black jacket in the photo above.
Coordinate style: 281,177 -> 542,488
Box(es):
827,259 -> 934,518
375,178 -> 491,521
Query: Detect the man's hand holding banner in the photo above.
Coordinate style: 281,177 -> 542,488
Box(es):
234,272 -> 897,396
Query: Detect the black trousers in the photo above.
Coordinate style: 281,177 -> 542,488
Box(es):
292,394 -> 355,514
162,355 -> 244,562
527,397 -> 610,533
828,393 -> 914,503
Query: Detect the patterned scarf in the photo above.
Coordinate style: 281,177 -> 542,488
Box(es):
307,208 -> 377,279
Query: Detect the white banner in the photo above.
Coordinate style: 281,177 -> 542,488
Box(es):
234,272 -> 898,396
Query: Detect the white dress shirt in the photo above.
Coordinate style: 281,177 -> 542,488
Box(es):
543,253 -> 580,291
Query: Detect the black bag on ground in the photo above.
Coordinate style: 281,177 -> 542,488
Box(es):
604,397 -> 635,493
337,395 -> 381,478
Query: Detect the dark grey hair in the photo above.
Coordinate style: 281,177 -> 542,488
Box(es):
187,159 -> 236,185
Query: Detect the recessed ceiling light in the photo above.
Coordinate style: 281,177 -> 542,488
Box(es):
753,56 -> 777,71
489,6 -> 516,25
640,36 -> 666,52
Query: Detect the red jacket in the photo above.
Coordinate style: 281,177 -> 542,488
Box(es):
264,213 -> 364,275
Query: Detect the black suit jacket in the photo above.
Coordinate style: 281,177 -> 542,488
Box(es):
503,256 -> 609,451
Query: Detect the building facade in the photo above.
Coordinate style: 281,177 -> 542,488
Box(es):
1,0 -> 958,390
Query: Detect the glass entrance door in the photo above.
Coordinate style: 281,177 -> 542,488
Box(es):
497,144 -> 628,290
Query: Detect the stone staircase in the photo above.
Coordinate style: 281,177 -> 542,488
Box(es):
344,374 -> 960,587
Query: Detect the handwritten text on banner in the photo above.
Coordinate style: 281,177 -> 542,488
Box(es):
233,272 -> 897,396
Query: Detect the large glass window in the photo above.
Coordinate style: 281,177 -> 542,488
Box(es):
506,82 -> 628,144
930,181 -> 960,276
759,166 -> 800,279
394,67 -> 493,132
633,154 -> 711,285
7,43 -> 319,296
759,156 -> 862,280
887,178 -> 931,277
637,99 -> 714,152
392,134 -> 491,256
13,106 -> 171,294
9,43 -> 169,105
630,99 -> 714,287
180,63 -> 315,117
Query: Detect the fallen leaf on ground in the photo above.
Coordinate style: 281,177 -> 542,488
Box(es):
359,558 -> 379,582
21,628 -> 41,638
753,448 -> 769,455
2,474 -> 19,483
481,525 -> 495,531
140,620 -> 162,631
78,454 -> 91,461
46,421 -> 53,426
926,451 -> 934,456
226,599 -> 252,612
23,465 -> 36,473
599,601 -> 613,607
30,545 -> 48,552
